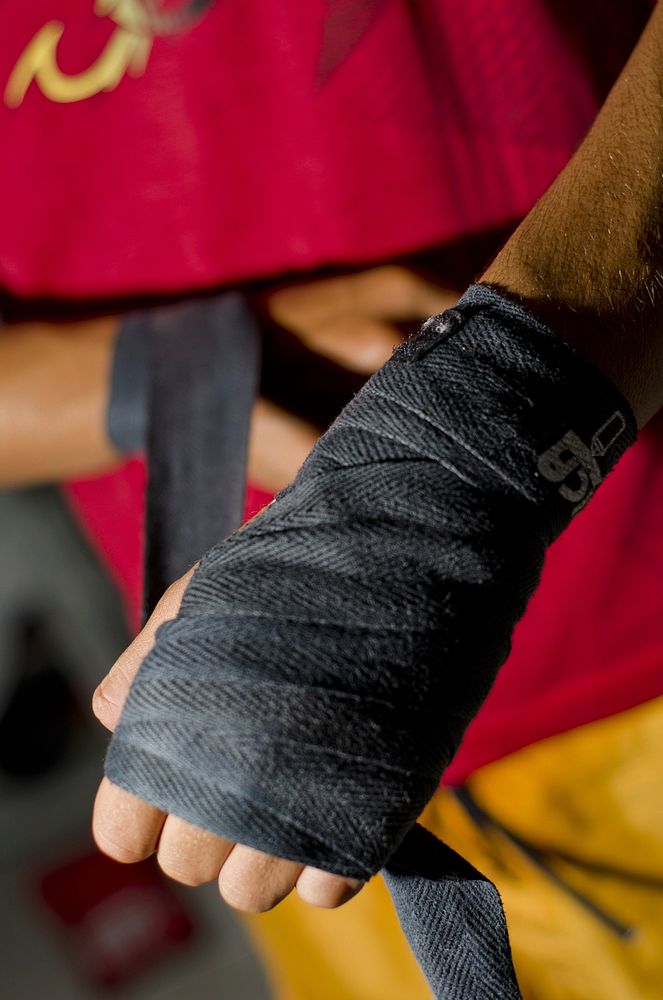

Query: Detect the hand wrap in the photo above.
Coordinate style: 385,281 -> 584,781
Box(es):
106,284 -> 635,997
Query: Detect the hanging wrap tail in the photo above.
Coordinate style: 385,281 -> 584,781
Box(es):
142,293 -> 260,614
106,285 -> 636,999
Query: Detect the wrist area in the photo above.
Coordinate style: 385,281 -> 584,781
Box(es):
306,281 -> 636,539
450,282 -> 637,524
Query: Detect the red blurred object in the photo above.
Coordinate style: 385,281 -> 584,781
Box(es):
38,849 -> 194,989
244,483 -> 275,523
65,459 -> 146,634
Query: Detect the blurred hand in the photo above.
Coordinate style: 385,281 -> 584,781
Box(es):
267,264 -> 456,373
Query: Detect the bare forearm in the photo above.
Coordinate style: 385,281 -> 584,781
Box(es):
0,317 -> 122,487
483,2 -> 663,426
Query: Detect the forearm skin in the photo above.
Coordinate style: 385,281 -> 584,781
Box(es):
483,1 -> 663,427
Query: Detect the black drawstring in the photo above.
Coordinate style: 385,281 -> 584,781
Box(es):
452,786 -> 637,940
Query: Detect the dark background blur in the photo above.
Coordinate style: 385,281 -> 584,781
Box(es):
0,486 -> 270,998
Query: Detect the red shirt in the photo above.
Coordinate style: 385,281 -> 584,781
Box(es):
0,0 -> 640,298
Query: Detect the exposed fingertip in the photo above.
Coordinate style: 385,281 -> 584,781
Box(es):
218,848 -> 301,913
93,826 -> 155,865
296,867 -> 363,909
218,872 -> 283,913
157,854 -> 206,887
156,815 -> 233,888
92,778 -> 165,865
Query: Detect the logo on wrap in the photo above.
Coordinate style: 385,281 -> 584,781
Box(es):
4,1 -> 214,108
537,411 -> 627,513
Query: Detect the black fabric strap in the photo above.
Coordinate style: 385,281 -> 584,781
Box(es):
142,293 -> 260,616
107,313 -> 149,455
385,827 -> 521,999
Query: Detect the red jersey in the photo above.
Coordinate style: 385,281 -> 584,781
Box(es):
0,0 -> 643,298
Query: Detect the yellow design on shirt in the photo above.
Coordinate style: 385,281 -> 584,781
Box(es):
4,0 -> 207,108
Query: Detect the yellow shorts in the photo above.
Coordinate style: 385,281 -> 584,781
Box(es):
243,697 -> 663,1000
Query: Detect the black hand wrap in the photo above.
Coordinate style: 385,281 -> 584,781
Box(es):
105,284 -> 635,998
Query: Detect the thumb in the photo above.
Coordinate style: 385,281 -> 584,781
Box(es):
92,565 -> 196,732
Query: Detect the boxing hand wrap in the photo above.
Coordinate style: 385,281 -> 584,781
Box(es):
106,292 -> 366,615
105,284 -> 635,997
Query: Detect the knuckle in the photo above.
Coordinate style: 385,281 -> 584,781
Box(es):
91,685 -> 115,723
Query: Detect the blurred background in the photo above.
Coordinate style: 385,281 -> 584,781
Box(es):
0,482 -> 270,998
1,2 -> 662,998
